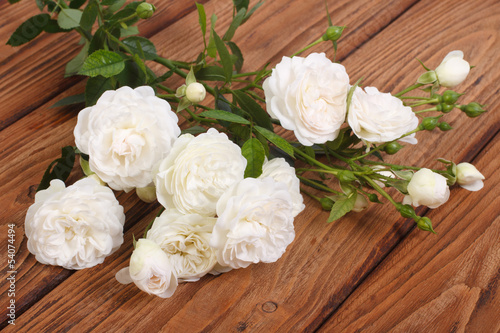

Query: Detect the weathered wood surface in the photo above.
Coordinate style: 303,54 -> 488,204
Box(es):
0,0 -> 498,331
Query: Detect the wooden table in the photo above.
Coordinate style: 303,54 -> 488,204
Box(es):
1,0 -> 499,331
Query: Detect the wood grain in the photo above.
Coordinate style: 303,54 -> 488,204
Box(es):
0,0 -> 498,331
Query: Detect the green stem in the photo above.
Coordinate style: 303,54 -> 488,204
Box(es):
293,146 -> 334,171
361,175 -> 398,206
300,188 -> 322,202
291,37 -> 324,57
157,84 -> 175,94
415,107 -> 438,114
409,98 -> 439,108
399,96 -> 431,100
394,83 -> 424,97
297,175 -> 341,194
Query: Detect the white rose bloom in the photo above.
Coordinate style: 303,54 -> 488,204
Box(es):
146,209 -> 217,282
210,177 -> 295,270
352,194 -> 369,213
154,128 -> 246,217
259,158 -> 305,217
74,86 -> 181,192
348,86 -> 419,144
404,168 -> 450,208
25,178 -> 125,270
185,82 -> 206,103
115,238 -> 178,298
263,53 -> 350,146
435,50 -> 470,88
456,162 -> 485,191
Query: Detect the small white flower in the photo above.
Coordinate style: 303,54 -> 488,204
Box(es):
146,209 -> 217,282
259,158 -> 305,217
348,87 -> 419,144
404,168 -> 450,208
74,86 -> 181,192
263,53 -> 350,146
154,128 -> 246,217
456,162 -> 485,191
210,177 -> 295,270
25,178 -> 125,270
352,194 -> 369,212
115,239 -> 178,298
185,82 -> 206,103
435,50 -> 470,88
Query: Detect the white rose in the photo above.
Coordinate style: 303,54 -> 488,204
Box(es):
154,128 -> 246,217
435,50 -> 470,88
259,158 -> 305,217
352,194 -> 369,213
404,168 -> 450,208
146,209 -> 217,282
25,178 -> 125,270
263,53 -> 350,146
348,86 -> 419,144
210,177 -> 295,270
456,162 -> 485,191
74,86 -> 181,192
185,82 -> 206,103
115,239 -> 178,298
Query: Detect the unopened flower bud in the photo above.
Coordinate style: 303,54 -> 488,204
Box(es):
456,162 -> 485,191
438,122 -> 453,131
420,116 -> 440,131
338,170 -> 357,183
417,70 -> 438,85
136,185 -> 157,203
439,103 -> 454,113
367,193 -> 379,203
416,216 -> 436,234
136,3 -> 156,19
322,26 -> 344,42
442,90 -> 462,104
396,203 -> 416,218
185,82 -> 206,103
459,102 -> 486,118
435,50 -> 470,88
352,194 -> 368,212
384,142 -> 403,155
320,197 -> 334,210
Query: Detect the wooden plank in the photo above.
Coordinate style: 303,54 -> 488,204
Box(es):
319,131 -> 500,332
2,0 -> 498,331
0,0 -> 206,131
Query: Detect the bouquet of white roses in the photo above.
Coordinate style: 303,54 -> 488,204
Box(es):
11,0 -> 486,298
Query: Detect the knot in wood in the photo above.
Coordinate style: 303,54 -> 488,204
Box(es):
262,301 -> 278,313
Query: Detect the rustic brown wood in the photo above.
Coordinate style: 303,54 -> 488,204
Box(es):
0,0 -> 498,331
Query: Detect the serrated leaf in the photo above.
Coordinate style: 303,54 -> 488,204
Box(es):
213,29 -> 233,82
232,90 -> 273,130
254,126 -> 294,158
85,76 -> 114,106
43,19 -> 70,33
242,138 -> 265,178
51,94 -> 85,108
57,8 -> 83,30
242,0 -> 264,24
37,146 -> 76,192
181,126 -> 207,135
196,2 -> 206,38
227,41 -> 243,72
79,50 -> 125,78
328,191 -> 357,222
65,42 -> 89,77
70,0 -> 86,9
115,59 -> 147,88
106,0 -> 126,13
120,25 -> 139,38
223,8 -> 246,41
233,0 -> 249,11
122,36 -> 157,60
199,110 -> 250,124
196,66 -> 226,81
7,14 -> 50,46
207,14 -> 217,58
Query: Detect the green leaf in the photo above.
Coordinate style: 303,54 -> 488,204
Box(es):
70,0 -> 87,9
57,8 -> 83,30
242,1 -> 264,24
254,126 -> 294,158
181,126 -> 207,135
79,50 -> 125,78
65,42 -> 89,77
391,169 -> 414,181
115,59 -> 147,88
43,19 -> 70,33
37,146 -> 76,192
227,41 -> 244,72
120,25 -> 139,38
7,14 -> 50,46
207,14 -> 218,58
233,0 -> 249,11
122,36 -> 157,60
212,29 -> 233,82
101,0 -> 121,5
196,2 -> 207,38
232,90 -> 273,130
241,138 -> 265,178
51,94 -> 85,108
199,110 -> 250,124
106,0 -> 126,13
223,8 -> 246,41
85,76 -> 114,106
328,191 -> 357,222
196,66 -> 226,81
